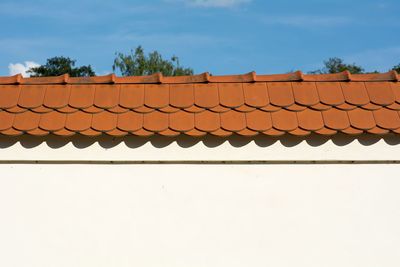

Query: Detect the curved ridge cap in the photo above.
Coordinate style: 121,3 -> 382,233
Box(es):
208,72 -> 256,83
256,71 -> 304,82
0,74 -> 23,84
302,71 -> 350,82
68,74 -> 115,84
350,71 -> 397,81
0,71 -> 399,85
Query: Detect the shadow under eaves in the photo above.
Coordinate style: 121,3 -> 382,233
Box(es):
0,133 -> 399,149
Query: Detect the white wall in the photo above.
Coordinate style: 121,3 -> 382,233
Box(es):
1,163 -> 399,267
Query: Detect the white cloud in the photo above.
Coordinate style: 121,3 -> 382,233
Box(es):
8,61 -> 40,77
166,0 -> 251,8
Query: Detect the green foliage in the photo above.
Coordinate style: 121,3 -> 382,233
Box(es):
310,57 -> 365,74
112,46 -> 193,76
27,56 -> 95,77
392,64 -> 400,73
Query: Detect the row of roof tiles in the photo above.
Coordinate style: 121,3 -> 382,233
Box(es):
0,70 -> 399,84
1,82 -> 400,111
1,108 -> 399,137
1,73 -> 400,137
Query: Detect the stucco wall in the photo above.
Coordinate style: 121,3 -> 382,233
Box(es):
0,163 -> 399,267
0,134 -> 400,267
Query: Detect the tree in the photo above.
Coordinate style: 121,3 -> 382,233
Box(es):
392,64 -> 400,73
28,56 -> 95,77
112,46 -> 193,76
311,57 -> 364,74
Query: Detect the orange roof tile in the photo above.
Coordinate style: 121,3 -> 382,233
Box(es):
1,71 -> 400,137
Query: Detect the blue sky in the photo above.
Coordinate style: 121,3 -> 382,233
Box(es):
1,0 -> 399,77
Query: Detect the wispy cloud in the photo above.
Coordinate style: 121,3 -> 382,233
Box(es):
8,61 -> 40,77
165,0 -> 251,8
261,15 -> 353,28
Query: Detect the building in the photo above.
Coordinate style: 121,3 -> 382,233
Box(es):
1,71 -> 400,267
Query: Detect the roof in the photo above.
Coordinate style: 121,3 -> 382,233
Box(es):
1,71 -> 400,137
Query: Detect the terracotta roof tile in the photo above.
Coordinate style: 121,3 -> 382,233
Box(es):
39,111 -> 66,131
159,128 -> 180,137
94,84 -> 120,108
315,127 -> 337,135
43,85 -> 70,108
310,102 -> 331,111
209,105 -> 230,113
144,84 -> 169,108
365,82 -> 395,106
341,127 -> 363,135
322,108 -> 350,130
169,111 -> 194,132
243,83 -> 269,107
220,110 -> 246,132
117,112 -> 143,132
91,111 -> 117,132
297,109 -> 324,131
159,106 -> 179,113
18,85 -> 46,108
263,128 -> 285,136
108,106 -> 129,113
143,111 -> 168,132
361,103 -> 381,110
13,111 -> 40,131
367,127 -> 389,135
373,108 -> 400,130
391,82 -> 400,103
185,128 -> 207,137
1,71 -> 400,137
1,128 -> 22,136
80,128 -> 102,136
267,82 -> 294,107
285,103 -> 307,111
69,85 -> 95,108
0,112 -> 14,130
194,84 -> 219,108
53,128 -> 75,136
132,128 -> 154,136
316,82 -> 344,106
210,128 -> 232,137
170,84 -> 194,108
292,82 -> 319,106
195,110 -> 220,132
219,83 -> 244,108
32,106 -> 52,113
348,109 -> 376,130
82,106 -> 103,113
237,128 -> 258,136
0,85 -> 20,108
28,128 -> 49,136
271,109 -> 298,131
234,105 -> 256,112
106,128 -> 128,137
289,128 -> 311,136
119,84 -> 144,108
65,111 -> 92,131
246,110 -> 272,131
341,82 -> 370,106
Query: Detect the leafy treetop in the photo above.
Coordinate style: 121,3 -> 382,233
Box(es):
112,46 -> 193,76
27,56 -> 95,77
310,57 -> 365,74
392,64 -> 400,73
